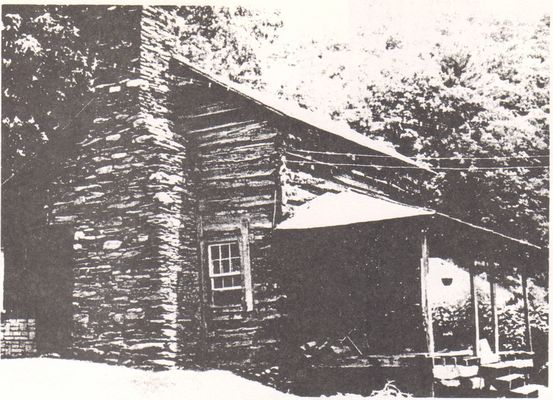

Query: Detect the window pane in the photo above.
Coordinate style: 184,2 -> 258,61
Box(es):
232,275 -> 242,287
223,276 -> 234,287
221,259 -> 230,274
230,242 -> 239,257
221,244 -> 230,258
210,245 -> 220,260
213,277 -> 223,289
231,258 -> 241,272
212,260 -> 221,275
213,289 -> 242,307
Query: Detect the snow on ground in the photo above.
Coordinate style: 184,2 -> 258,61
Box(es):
0,358 -> 368,400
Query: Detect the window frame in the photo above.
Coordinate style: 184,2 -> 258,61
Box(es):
207,241 -> 243,295
202,219 -> 254,312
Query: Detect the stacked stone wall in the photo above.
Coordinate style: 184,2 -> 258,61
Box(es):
36,5 -> 276,369
47,6 -> 191,369
0,318 -> 37,358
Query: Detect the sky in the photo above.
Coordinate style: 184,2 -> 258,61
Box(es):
206,0 -> 546,132
261,0 -> 550,43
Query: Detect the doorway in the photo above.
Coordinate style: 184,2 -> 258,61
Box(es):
30,225 -> 74,355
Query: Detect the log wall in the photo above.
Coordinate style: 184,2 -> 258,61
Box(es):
170,58 -> 432,366
279,123 -> 428,217
172,64 -> 283,368
3,5 -> 432,371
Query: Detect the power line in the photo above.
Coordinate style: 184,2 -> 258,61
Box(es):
424,155 -> 549,161
287,150 -> 549,169
423,166 -> 548,171
59,96 -> 97,131
285,157 -> 550,171
291,148 -> 549,161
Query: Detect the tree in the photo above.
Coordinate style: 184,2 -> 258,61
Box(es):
176,6 -> 282,87
2,6 -> 548,246
2,6 -> 90,180
2,5 -> 283,181
356,15 -> 550,246
266,11 -> 549,246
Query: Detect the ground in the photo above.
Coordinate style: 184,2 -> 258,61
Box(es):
0,358 -> 406,399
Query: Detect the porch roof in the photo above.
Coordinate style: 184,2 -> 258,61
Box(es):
275,191 -> 435,230
275,191 -> 544,254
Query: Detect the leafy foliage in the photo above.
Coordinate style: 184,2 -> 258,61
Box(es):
268,11 -> 549,246
2,6 -> 90,179
433,284 -> 548,352
2,5 -> 282,180
2,4 -> 548,284
176,6 -> 282,87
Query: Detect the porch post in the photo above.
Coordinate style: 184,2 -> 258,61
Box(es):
489,265 -> 499,354
469,262 -> 480,356
521,272 -> 533,352
420,229 -> 435,354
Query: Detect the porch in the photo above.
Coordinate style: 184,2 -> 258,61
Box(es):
288,351 -> 541,397
274,191 -> 547,397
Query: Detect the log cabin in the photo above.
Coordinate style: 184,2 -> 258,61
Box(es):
1,6 -> 547,397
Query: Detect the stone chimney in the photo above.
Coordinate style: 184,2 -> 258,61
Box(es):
51,6 -> 202,369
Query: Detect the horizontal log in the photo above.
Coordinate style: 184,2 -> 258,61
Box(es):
202,220 -> 273,232
201,178 -> 276,191
200,155 -> 271,168
201,168 -> 275,182
185,106 -> 242,119
197,132 -> 277,151
203,198 -> 275,212
190,119 -> 259,135
199,142 -> 274,158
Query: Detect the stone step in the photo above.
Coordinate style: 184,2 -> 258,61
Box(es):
509,384 -> 545,398
437,378 -> 461,389
433,365 -> 479,380
482,359 -> 534,369
460,376 -> 485,390
500,352 -> 534,362
494,373 -> 526,391
433,355 -> 464,366
480,359 -> 533,379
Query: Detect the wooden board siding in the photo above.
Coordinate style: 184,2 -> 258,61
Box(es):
172,65 -> 283,367
272,119 -> 431,356
171,59 -> 432,366
279,124 -> 429,219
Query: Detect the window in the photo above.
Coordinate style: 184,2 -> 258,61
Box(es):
208,242 -> 243,307
204,218 -> 254,311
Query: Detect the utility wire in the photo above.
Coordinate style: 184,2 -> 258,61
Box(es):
292,148 -> 549,161
285,155 -> 550,171
2,96 -> 97,187
287,150 -> 548,168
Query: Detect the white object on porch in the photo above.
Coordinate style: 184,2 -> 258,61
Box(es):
478,338 -> 501,365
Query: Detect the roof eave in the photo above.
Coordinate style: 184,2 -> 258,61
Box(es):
172,55 -> 435,174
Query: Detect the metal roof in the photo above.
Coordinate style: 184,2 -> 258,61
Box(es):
275,191 -> 435,230
275,191 -> 543,252
173,55 -> 433,172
